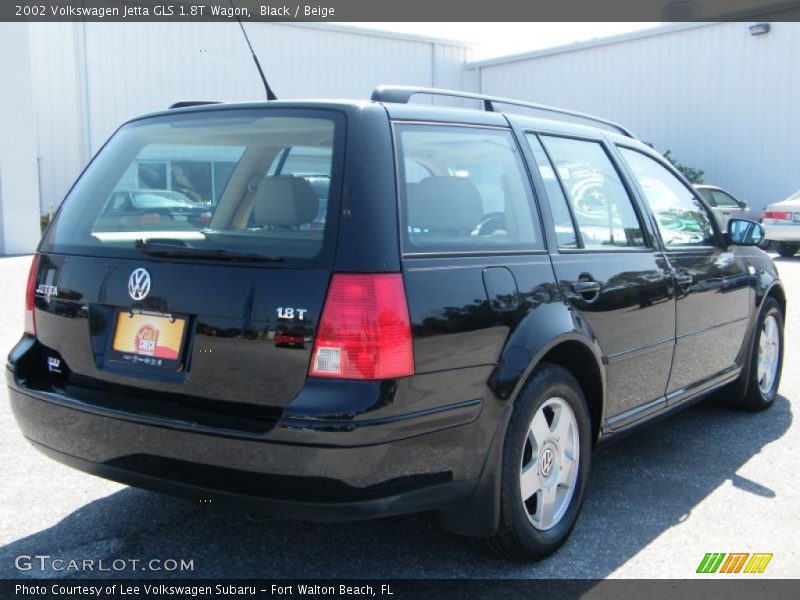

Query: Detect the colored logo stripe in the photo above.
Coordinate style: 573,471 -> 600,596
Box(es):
719,553 -> 749,573
697,553 -> 773,574
697,553 -> 726,573
744,553 -> 773,573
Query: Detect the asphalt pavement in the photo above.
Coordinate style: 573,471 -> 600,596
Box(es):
0,254 -> 796,579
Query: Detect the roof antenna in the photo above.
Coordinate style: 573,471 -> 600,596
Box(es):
231,1 -> 277,100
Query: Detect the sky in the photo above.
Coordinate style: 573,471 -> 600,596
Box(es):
340,22 -> 662,60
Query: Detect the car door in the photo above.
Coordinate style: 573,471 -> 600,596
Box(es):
710,188 -> 748,227
617,147 -> 751,398
523,133 -> 676,426
710,188 -> 762,223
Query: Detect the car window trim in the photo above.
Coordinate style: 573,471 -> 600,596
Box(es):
614,143 -> 725,250
402,249 -> 548,259
391,120 -> 547,259
534,132 -> 655,254
523,132 -> 584,251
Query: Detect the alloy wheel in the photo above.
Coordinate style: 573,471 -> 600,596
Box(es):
757,314 -> 781,395
519,397 -> 580,530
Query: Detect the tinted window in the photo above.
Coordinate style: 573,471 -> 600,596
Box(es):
395,125 -> 542,253
271,145 -> 333,177
541,136 -> 645,249
525,134 -> 578,249
171,160 -> 213,203
696,187 -> 715,206
710,190 -> 740,208
42,111 -> 344,265
265,146 -> 332,231
619,148 -> 715,247
131,194 -> 194,209
138,162 -> 168,189
405,159 -> 433,183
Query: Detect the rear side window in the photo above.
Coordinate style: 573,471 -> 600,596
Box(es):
42,110 -> 344,266
696,187 -> 715,205
710,189 -> 740,208
619,147 -> 715,247
525,134 -> 578,249
395,124 -> 542,253
540,136 -> 645,249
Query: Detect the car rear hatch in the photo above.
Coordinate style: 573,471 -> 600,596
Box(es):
28,107 -> 349,427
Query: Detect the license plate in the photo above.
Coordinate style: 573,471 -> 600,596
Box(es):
111,310 -> 187,367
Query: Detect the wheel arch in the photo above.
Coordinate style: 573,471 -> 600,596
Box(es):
730,280 -> 785,404
514,334 -> 606,447
765,282 -> 786,316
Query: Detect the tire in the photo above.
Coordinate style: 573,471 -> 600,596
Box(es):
484,363 -> 592,561
775,242 -> 799,257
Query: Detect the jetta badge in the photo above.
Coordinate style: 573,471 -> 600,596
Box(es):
128,268 -> 151,301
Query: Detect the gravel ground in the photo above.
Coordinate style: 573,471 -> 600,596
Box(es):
0,253 -> 796,579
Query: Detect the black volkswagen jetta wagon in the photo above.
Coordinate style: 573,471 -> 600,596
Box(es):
8,86 -> 785,560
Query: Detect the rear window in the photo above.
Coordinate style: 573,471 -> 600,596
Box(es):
395,124 -> 542,254
42,110 -> 344,266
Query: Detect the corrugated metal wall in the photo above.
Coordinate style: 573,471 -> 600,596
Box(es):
470,22 -> 800,210
0,23 -> 42,254
28,22 -> 471,211
28,23 -> 85,217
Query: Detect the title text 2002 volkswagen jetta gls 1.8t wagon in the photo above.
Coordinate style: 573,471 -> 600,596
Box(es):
8,87 -> 785,560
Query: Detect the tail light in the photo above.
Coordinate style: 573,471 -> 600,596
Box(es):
25,254 -> 40,335
309,273 -> 414,380
763,211 -> 791,221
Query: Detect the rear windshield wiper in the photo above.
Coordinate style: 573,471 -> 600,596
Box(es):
135,240 -> 283,262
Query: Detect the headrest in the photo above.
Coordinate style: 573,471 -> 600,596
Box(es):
254,176 -> 319,227
406,176 -> 483,232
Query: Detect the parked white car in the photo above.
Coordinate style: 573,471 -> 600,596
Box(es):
694,184 -> 761,228
762,189 -> 800,256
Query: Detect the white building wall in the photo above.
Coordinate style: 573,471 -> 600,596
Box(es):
470,22 -> 800,210
0,24 -> 42,255
28,23 -> 85,215
27,22 -> 471,214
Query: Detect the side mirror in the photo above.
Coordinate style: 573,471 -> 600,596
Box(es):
728,218 -> 764,246
737,200 -> 748,209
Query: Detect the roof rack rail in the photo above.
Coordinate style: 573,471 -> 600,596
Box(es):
371,85 -> 636,139
169,101 -> 223,109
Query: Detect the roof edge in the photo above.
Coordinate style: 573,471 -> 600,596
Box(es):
280,22 -> 475,48
465,22 -> 716,69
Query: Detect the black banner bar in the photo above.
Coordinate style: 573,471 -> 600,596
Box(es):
3,579 -> 800,600
3,0 -> 800,22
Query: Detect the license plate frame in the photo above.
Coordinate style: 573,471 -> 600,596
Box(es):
106,309 -> 189,374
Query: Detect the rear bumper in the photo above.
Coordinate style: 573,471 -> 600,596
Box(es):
8,385 -> 485,519
7,339 -> 498,521
764,223 -> 800,242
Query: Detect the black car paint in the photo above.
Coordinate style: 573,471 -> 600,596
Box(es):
7,100 -> 783,537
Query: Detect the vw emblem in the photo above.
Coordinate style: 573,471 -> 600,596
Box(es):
128,268 -> 151,301
540,447 -> 555,478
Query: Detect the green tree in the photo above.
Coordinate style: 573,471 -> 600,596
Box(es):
644,143 -> 705,184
